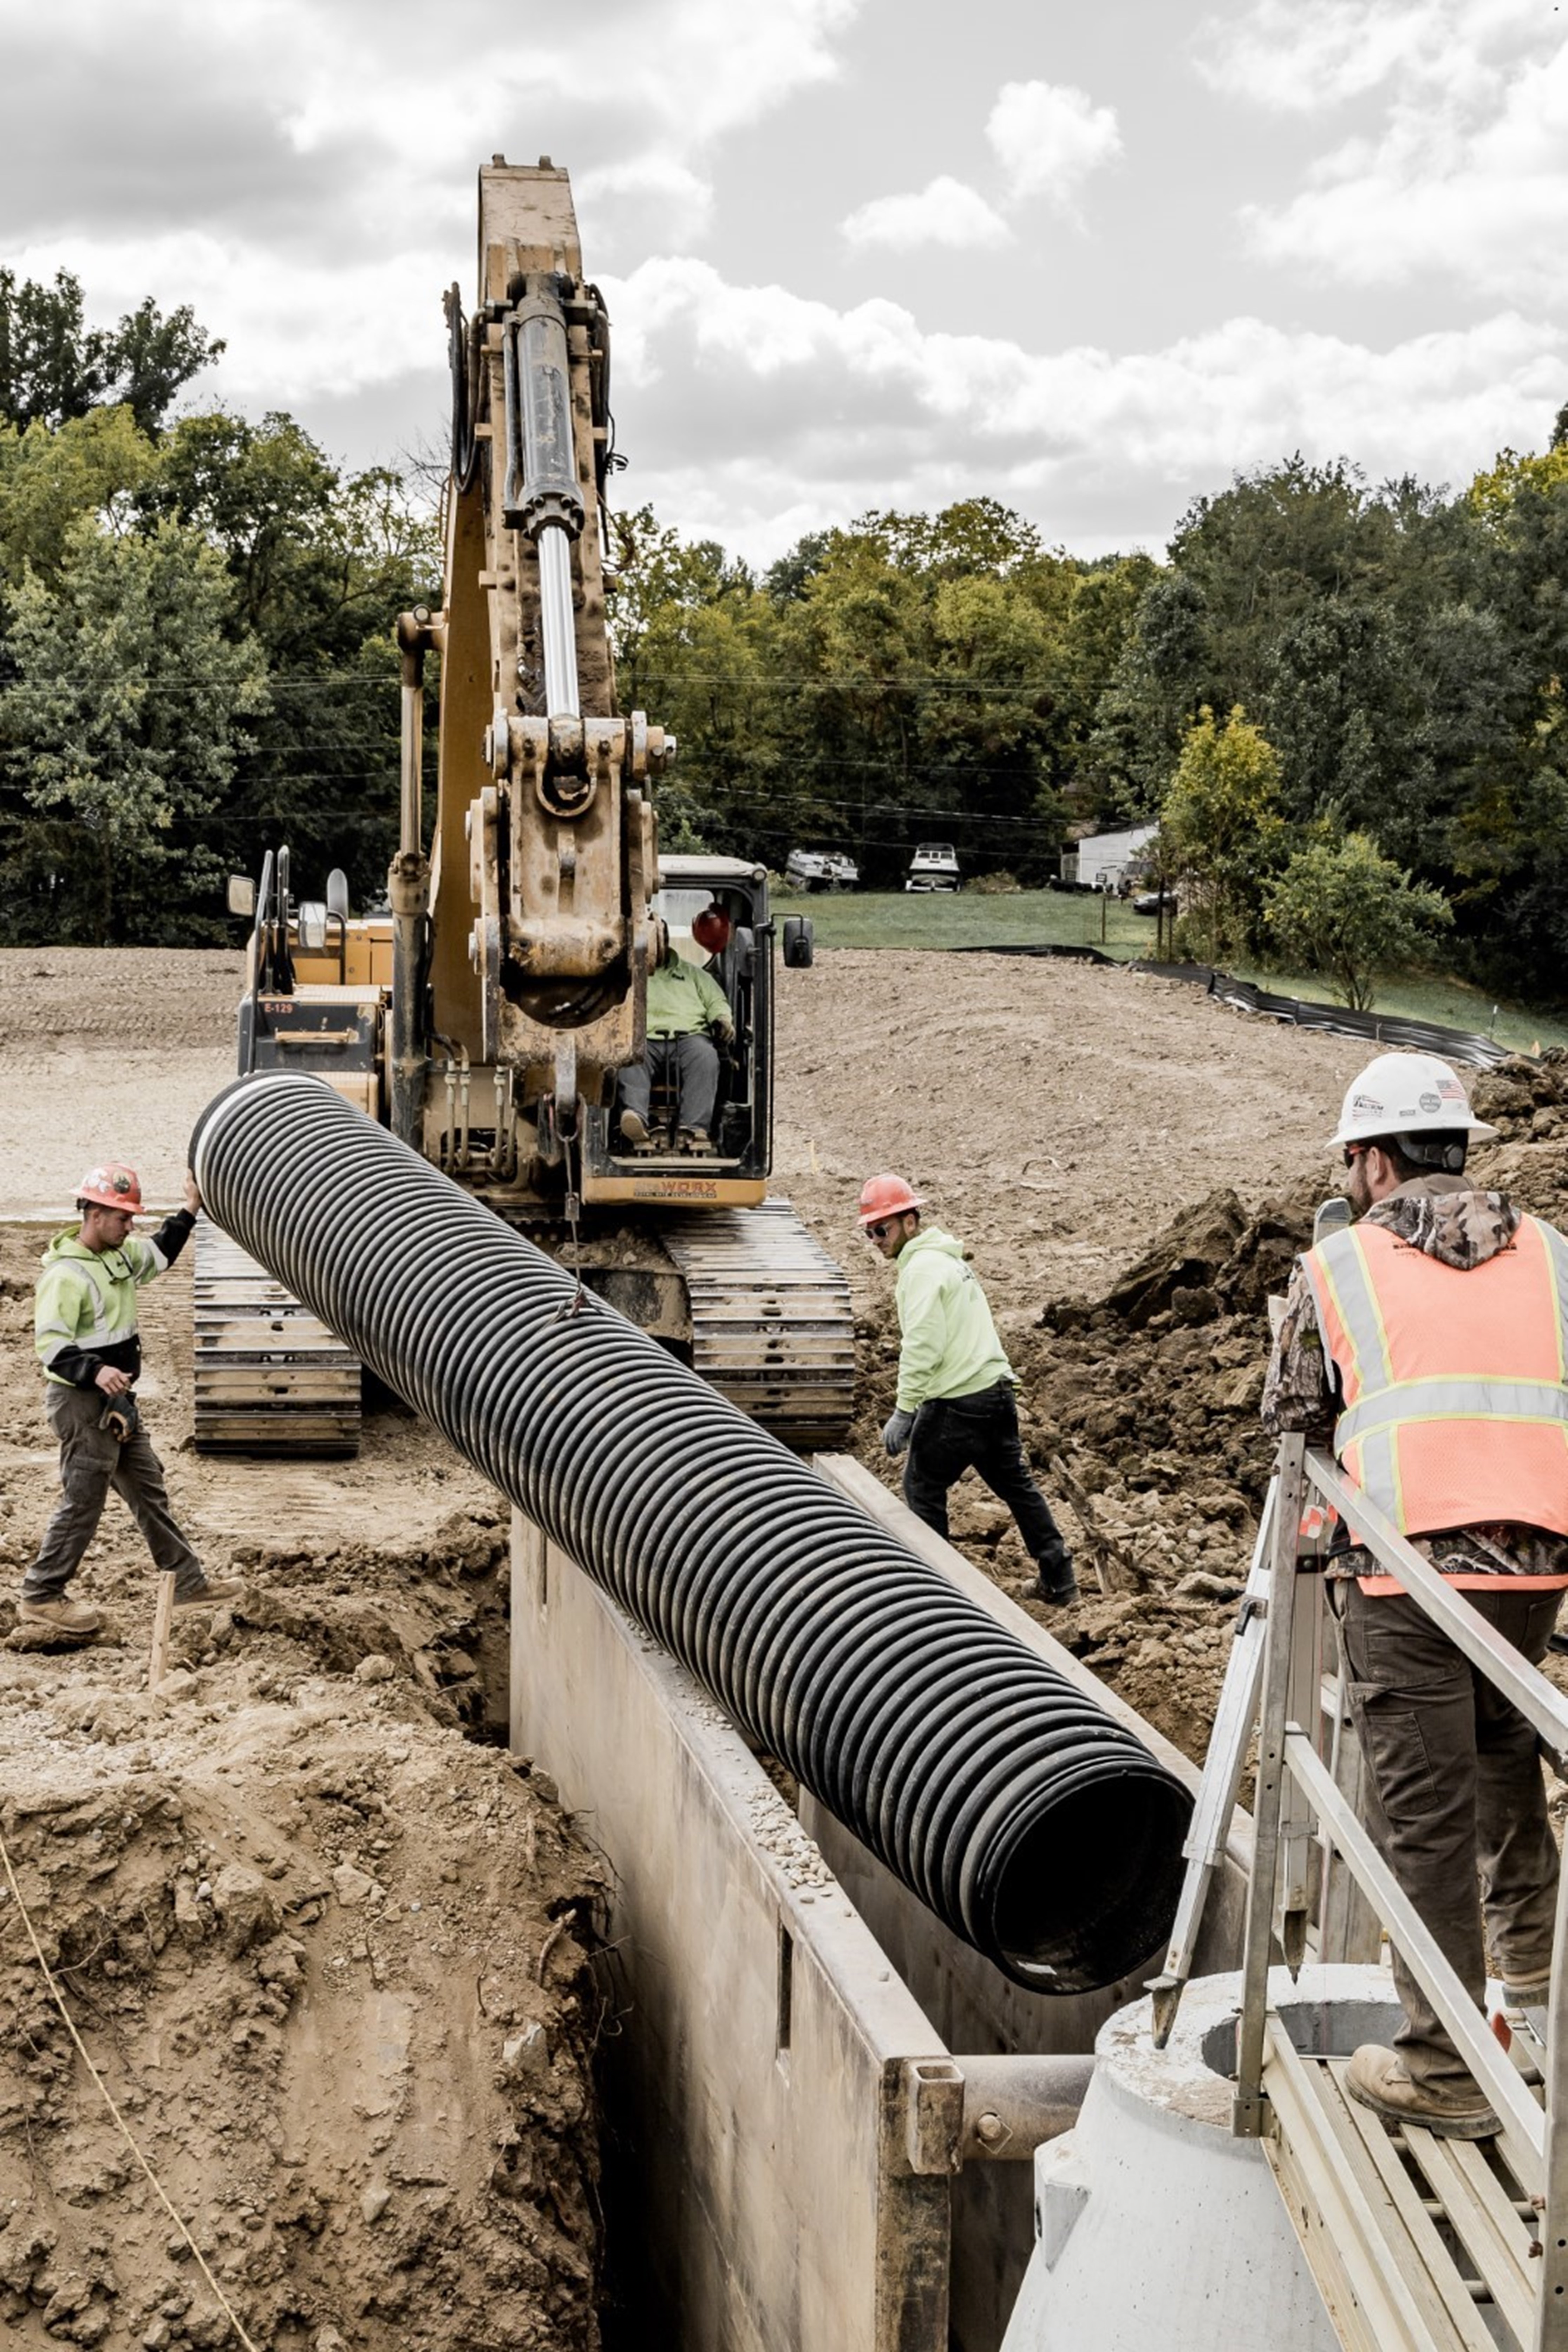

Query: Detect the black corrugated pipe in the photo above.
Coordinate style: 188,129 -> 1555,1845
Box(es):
191,1074 -> 1194,1994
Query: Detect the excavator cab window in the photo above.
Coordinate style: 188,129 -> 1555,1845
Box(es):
622,881 -> 761,1165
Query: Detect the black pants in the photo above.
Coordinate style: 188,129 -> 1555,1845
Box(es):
1335,1577 -> 1563,2091
901,1382 -> 1068,1572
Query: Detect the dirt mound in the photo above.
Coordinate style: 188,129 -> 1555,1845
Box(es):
0,1520 -> 605,2352
0,1632 -> 605,2352
848,1053 -> 1568,1765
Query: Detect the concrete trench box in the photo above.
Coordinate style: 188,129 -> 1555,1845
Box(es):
509,1458 -> 1252,2351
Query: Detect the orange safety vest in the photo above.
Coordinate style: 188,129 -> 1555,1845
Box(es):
1300,1214 -> 1568,1592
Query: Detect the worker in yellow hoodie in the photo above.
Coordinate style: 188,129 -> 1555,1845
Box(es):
858,1174 -> 1075,1605
19,1162 -> 242,1637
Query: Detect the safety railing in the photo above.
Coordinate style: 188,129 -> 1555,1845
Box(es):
1235,1431 -> 1568,2351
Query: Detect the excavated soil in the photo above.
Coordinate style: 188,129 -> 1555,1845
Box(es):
3,943 -> 1567,2345
0,1223 -> 605,2350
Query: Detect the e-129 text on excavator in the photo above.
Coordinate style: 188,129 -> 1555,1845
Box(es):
196,157 -> 854,1457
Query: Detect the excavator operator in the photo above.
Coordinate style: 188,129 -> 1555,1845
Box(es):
619,905 -> 735,1155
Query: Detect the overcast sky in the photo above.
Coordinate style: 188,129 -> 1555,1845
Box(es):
6,0 -> 1566,563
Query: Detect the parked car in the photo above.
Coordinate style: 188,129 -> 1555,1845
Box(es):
785,847 -> 859,893
1132,889 -> 1177,916
904,842 -> 961,893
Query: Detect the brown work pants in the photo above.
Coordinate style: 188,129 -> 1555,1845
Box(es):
1335,1577 -> 1563,2092
22,1383 -> 204,1602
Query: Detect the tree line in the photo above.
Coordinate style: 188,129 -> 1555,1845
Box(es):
2,266 -> 1566,1007
0,269 -> 438,945
611,436 -> 1568,1007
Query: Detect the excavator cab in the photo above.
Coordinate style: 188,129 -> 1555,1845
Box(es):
582,855 -> 777,1203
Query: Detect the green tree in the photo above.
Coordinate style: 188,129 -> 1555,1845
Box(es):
148,411 -> 441,913
0,514 -> 268,942
0,405 -> 158,589
0,268 -> 221,434
923,573 -> 1065,881
1089,568 -> 1210,818
856,497 -> 1045,579
1263,832 -> 1452,1010
1468,443 -> 1568,523
1161,705 -> 1284,962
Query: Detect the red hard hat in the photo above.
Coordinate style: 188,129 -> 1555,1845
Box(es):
857,1173 -> 925,1227
692,904 -> 731,953
78,1163 -> 143,1213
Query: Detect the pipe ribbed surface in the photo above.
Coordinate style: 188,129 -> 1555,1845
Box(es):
191,1074 -> 1193,1993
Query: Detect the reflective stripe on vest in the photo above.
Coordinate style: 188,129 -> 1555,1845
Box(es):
1300,1215 -> 1568,1547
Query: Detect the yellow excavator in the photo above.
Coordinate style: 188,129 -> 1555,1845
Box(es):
196,157 -> 853,1456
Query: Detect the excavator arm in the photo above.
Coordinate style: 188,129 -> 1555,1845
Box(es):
393,158 -> 671,1157
201,157 -> 854,1460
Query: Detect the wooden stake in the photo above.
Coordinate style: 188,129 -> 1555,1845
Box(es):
149,1574 -> 176,1695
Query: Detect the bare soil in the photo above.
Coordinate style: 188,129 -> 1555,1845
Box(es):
2,943 -> 1564,2347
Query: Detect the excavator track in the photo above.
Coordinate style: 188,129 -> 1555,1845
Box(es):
660,1200 -> 855,1452
192,1220 -> 362,1455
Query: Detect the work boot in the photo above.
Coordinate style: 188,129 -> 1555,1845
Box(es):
679,1127 -> 713,1154
1345,2045 -> 1500,2140
1032,1551 -> 1079,1607
16,1594 -> 103,1636
1499,1973 -> 1551,2038
619,1109 -> 649,1148
173,1576 -> 244,1610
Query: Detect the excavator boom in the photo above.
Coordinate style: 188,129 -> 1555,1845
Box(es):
196,157 -> 854,1458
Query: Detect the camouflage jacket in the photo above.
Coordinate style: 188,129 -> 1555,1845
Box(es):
1261,1177 -> 1568,1580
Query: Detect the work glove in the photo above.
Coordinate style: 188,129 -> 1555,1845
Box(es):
711,1020 -> 735,1047
99,1391 -> 140,1444
882,1408 -> 915,1457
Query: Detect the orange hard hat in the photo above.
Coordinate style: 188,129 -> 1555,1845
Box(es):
692,904 -> 731,954
857,1173 -> 925,1227
78,1164 -> 143,1213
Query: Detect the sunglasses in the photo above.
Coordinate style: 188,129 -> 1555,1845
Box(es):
866,1220 -> 895,1242
1341,1144 -> 1368,1169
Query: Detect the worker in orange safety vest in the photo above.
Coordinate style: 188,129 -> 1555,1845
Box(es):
1263,1050 -> 1568,2142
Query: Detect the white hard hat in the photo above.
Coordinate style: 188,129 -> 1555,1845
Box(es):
1328,1052 -> 1497,1149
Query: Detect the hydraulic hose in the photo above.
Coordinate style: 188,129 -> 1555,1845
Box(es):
191,1074 -> 1193,1993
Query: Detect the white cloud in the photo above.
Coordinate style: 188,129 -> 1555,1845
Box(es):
0,0 -> 873,416
601,255 -> 1564,561
1198,0 -> 1541,112
9,230 -> 449,406
984,80 -> 1122,211
838,76 -> 1120,259
1,0 -> 864,255
1226,9 -> 1568,304
840,176 -> 1012,253
578,156 -> 715,249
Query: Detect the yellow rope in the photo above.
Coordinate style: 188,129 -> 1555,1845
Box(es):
0,1824 -> 264,2352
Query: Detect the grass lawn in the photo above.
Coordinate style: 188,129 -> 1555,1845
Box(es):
773,889 -> 1568,1056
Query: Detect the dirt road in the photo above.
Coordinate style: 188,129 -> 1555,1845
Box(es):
0,937 -> 1371,1242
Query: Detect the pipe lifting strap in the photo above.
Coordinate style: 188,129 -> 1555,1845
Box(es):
191,1073 -> 1192,1994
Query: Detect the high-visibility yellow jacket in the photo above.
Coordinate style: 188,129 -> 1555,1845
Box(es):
645,953 -> 730,1039
1300,1213 -> 1568,1588
34,1214 -> 192,1388
894,1228 -> 1014,1412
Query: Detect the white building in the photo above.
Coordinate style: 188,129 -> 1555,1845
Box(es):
1059,823 -> 1159,891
